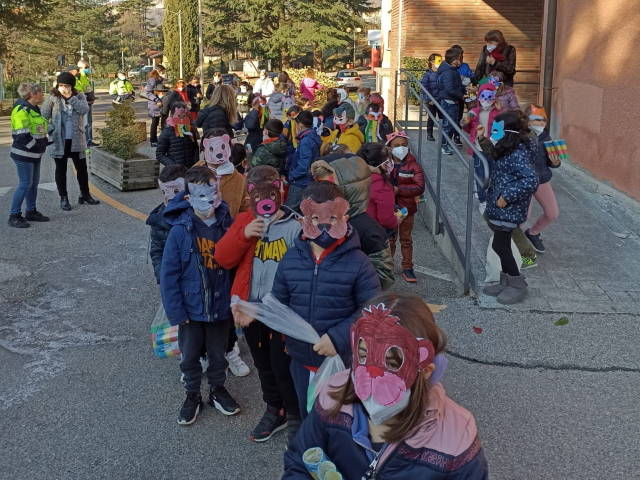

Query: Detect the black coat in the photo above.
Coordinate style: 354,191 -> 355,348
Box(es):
186,84 -> 202,113
156,126 -> 200,168
243,108 -> 263,152
195,105 -> 234,136
146,203 -> 171,283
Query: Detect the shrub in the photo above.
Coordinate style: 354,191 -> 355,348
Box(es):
99,102 -> 141,160
402,57 -> 429,105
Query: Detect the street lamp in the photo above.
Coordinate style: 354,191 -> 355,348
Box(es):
346,27 -> 362,66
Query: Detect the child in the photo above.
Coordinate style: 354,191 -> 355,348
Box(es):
283,105 -> 302,148
478,111 -> 538,304
156,102 -> 200,168
299,68 -> 322,105
147,164 -> 186,283
244,95 -> 270,153
488,71 -> 520,111
283,293 -> 489,479
524,104 -> 560,253
285,110 -> 322,209
323,103 -> 364,154
216,165 -> 301,443
271,181 -> 381,419
160,166 -> 240,425
267,84 -> 287,121
357,102 -> 394,144
386,131 -> 426,283
355,86 -> 371,119
420,53 -> 442,142
461,83 -> 501,208
436,48 -> 466,155
359,143 -> 398,232
249,118 -> 288,174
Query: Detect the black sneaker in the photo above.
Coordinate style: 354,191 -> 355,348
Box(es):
178,391 -> 203,426
402,269 -> 418,283
426,133 -> 435,142
8,214 -> 29,228
209,386 -> 240,416
525,229 -> 546,253
250,406 -> 287,442
454,135 -> 463,147
25,210 -> 50,222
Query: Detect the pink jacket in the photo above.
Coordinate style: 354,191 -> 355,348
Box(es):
464,105 -> 501,153
367,173 -> 398,230
300,77 -> 321,100
497,87 -> 520,111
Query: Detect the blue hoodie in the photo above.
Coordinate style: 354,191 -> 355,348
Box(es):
160,192 -> 233,326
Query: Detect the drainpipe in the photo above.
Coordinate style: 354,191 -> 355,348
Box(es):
542,0 -> 557,123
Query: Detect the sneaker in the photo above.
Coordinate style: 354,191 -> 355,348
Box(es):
178,391 -> 203,426
453,135 -> 463,147
209,386 -> 241,416
8,214 -> 29,228
525,229 -> 546,253
478,202 -> 486,215
441,147 -> 453,156
521,256 -> 538,269
25,210 -> 50,222
226,343 -> 250,377
150,142 -> 158,147
402,269 -> 418,283
426,133 -> 435,142
250,406 -> 287,442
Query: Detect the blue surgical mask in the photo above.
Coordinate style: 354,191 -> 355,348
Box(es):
187,182 -> 221,221
312,230 -> 337,249
83,68 -> 91,74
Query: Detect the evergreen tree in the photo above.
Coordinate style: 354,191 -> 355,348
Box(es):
163,0 -> 198,79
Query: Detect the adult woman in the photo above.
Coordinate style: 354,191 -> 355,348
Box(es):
161,79 -> 190,121
8,83 -> 49,228
284,293 -> 489,479
474,30 -> 517,86
142,69 -> 165,145
277,71 -> 296,96
41,72 -> 99,211
195,84 -> 239,136
186,77 -> 203,122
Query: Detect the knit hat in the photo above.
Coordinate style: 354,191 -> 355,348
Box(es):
57,72 -> 77,88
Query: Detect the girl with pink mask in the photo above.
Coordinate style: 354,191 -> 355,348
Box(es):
283,293 -> 489,480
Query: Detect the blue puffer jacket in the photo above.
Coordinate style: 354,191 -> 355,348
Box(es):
287,128 -> 322,189
436,62 -> 465,102
532,129 -> 559,184
485,141 -> 539,226
160,192 -> 233,326
271,231 -> 381,367
420,69 -> 439,101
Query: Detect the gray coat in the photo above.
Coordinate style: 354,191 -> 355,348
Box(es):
41,93 -> 90,158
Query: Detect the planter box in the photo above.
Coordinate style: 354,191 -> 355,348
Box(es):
89,147 -> 158,191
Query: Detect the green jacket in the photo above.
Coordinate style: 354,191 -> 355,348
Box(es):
10,98 -> 48,162
76,72 -> 95,104
249,137 -> 289,175
109,79 -> 134,96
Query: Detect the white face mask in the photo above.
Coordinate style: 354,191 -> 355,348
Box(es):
530,125 -> 545,136
118,75 -> 126,81
486,44 -> 497,53
361,388 -> 411,425
391,146 -> 409,161
480,100 -> 495,110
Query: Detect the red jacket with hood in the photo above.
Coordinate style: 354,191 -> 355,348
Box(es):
390,152 -> 425,215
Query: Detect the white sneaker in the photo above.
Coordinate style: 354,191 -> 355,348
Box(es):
478,202 -> 486,215
225,343 -> 250,377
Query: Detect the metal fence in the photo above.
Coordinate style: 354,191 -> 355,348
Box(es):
393,68 -> 490,294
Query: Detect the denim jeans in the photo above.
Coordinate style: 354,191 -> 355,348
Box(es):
441,100 -> 459,149
10,159 -> 41,215
473,153 -> 488,203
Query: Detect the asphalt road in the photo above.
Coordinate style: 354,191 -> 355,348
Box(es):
1,94 -> 639,480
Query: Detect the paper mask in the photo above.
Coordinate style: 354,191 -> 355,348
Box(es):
478,88 -> 496,102
333,103 -> 355,128
187,181 -> 221,218
299,197 -> 349,242
490,120 -> 519,145
159,178 -> 185,204
247,178 -> 282,220
203,135 -> 231,166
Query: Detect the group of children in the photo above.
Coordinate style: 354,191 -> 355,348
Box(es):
420,40 -> 561,304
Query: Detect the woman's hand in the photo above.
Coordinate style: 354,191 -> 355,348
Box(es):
497,196 -> 507,208
58,86 -> 72,99
487,55 -> 496,66
313,334 -> 337,357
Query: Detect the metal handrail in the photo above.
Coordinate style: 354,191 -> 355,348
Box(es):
394,68 -> 492,294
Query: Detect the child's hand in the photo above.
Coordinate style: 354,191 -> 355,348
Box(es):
313,334 -> 337,357
244,218 -> 265,238
476,125 -> 485,138
231,303 -> 254,327
497,196 -> 507,208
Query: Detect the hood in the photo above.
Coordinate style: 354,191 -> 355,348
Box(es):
269,92 -> 284,103
146,203 -> 170,229
297,128 -> 322,147
262,137 -> 289,155
293,225 -> 362,260
163,191 -> 231,229
330,155 -> 371,217
321,152 -> 359,164
342,125 -> 364,143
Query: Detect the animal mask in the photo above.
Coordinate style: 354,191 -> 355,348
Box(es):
333,103 -> 355,131
490,120 -> 519,145
203,135 -> 231,166
187,181 -> 221,221
488,76 -> 502,89
299,197 -> 349,241
158,178 -> 185,204
337,88 -> 348,103
529,105 -> 548,121
478,87 -> 496,102
247,179 -> 282,220
351,304 -> 435,423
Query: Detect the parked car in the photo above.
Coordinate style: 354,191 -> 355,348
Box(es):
335,70 -> 362,90
127,65 -> 145,77
221,73 -> 242,86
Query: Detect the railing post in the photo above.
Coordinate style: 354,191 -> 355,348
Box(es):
417,96 -> 424,164
463,151 -> 475,294
404,77 -> 409,128
435,123 -> 443,236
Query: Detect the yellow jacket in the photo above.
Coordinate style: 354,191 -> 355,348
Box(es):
322,124 -> 365,154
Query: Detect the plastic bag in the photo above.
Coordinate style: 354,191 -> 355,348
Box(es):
484,233 -> 522,283
306,354 -> 345,412
232,293 -> 320,344
150,303 -> 181,358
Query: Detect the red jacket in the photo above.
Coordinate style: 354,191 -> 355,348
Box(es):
391,153 -> 426,215
213,211 -> 256,300
367,173 -> 398,230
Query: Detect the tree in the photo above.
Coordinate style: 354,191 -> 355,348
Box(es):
162,0 -> 198,79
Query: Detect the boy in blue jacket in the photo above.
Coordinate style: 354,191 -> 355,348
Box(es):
285,110 -> 322,210
437,47 -> 466,155
420,53 -> 442,142
160,166 -> 240,425
271,181 -> 381,419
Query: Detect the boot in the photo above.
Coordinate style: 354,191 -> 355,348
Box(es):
8,214 -> 30,228
483,272 -> 508,297
78,194 -> 100,205
60,195 -> 72,211
497,274 -> 528,305
426,129 -> 435,142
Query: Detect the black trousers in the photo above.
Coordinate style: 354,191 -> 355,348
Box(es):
179,319 -> 230,393
227,324 -> 237,354
491,229 -> 520,276
244,321 -> 299,417
150,116 -> 160,144
54,139 -> 90,198
426,103 -> 439,134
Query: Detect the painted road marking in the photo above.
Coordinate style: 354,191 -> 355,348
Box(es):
88,181 -> 148,222
0,186 -> 11,197
38,182 -> 58,191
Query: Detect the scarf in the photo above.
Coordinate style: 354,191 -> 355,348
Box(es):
166,115 -> 192,138
364,119 -> 379,143
489,44 -> 506,62
259,105 -> 270,129
289,119 -> 299,148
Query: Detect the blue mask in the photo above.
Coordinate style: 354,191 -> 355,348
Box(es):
490,120 -> 519,146
312,230 -> 337,249
83,68 -> 91,74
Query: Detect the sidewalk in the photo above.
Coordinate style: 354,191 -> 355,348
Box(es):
404,116 -> 640,316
